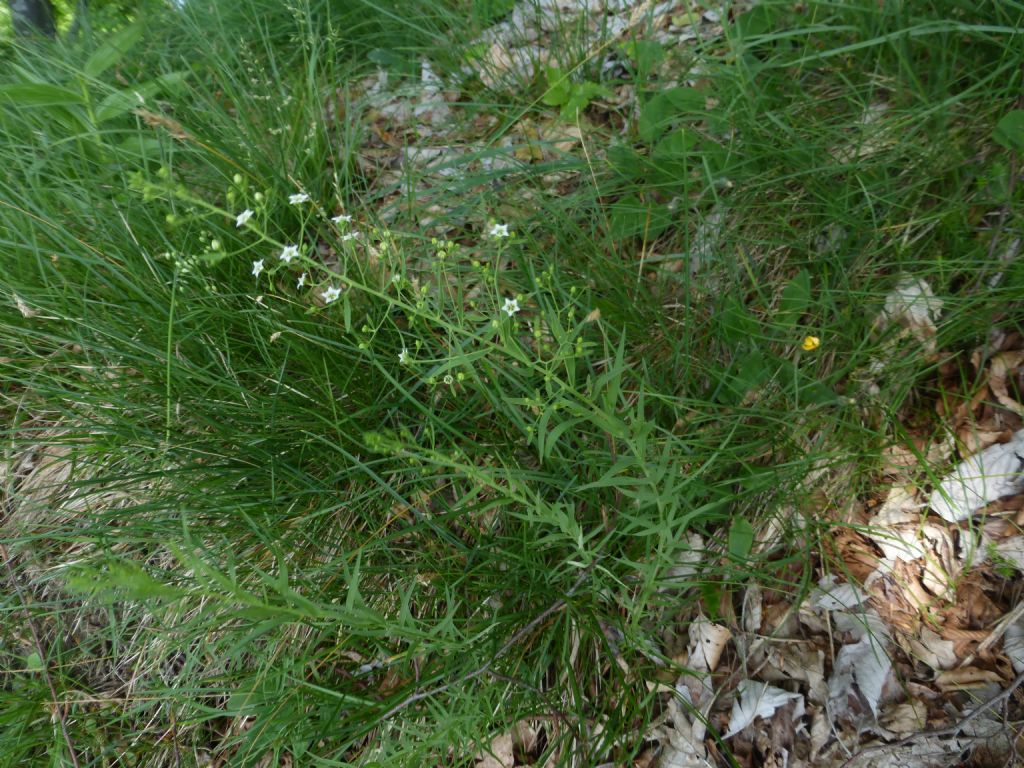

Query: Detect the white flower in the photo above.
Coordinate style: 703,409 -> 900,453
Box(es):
398,348 -> 409,364
251,259 -> 264,277
341,231 -> 360,242
297,272 -> 307,288
489,223 -> 510,238
501,297 -> 520,317
332,214 -> 352,224
289,193 -> 310,205
321,286 -> 342,304
235,209 -> 254,228
280,244 -> 299,263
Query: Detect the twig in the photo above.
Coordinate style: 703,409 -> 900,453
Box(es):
838,668 -> 1024,768
378,567 -> 592,721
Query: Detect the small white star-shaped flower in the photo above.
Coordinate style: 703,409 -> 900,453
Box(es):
341,232 -> 360,242
252,259 -> 264,277
501,297 -> 520,317
297,272 -> 307,288
332,214 -> 352,224
279,244 -> 299,263
289,193 -> 310,205
398,348 -> 409,364
236,209 -> 254,228
321,286 -> 342,304
489,223 -> 509,238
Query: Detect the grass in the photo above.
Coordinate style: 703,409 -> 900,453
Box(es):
1,0 -> 1023,764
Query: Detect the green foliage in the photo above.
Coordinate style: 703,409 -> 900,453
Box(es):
994,109 -> 1024,152
1,0 -> 1022,764
542,65 -> 613,121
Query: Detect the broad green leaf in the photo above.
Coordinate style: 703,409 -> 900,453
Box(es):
609,194 -> 672,239
25,652 -> 44,674
63,560 -> 181,601
95,89 -> 147,124
653,127 -> 700,158
542,67 -> 571,107
639,87 -> 705,142
732,5 -> 776,39
719,348 -> 772,404
84,22 -> 145,78
95,71 -> 189,123
0,83 -> 85,107
621,40 -> 665,72
777,268 -> 811,326
728,517 -> 755,560
701,581 -> 722,619
118,135 -> 165,157
718,296 -> 758,345
779,359 -> 840,406
471,0 -> 516,25
560,81 -> 612,120
367,48 -> 419,75
661,86 -> 707,113
994,110 -> 1024,152
607,143 -> 647,180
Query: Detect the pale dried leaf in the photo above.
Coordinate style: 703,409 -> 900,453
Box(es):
808,707 -> 830,760
475,732 -> 514,768
655,697 -> 713,768
811,575 -> 868,612
880,276 -> 943,350
763,645 -> 827,704
666,533 -> 704,585
688,616 -> 730,673
827,634 -> 892,720
907,628 -> 957,670
724,680 -> 805,738
1004,611 -> 1024,673
928,429 -> 1024,522
511,720 -> 538,755
14,294 -> 37,318
742,584 -> 763,635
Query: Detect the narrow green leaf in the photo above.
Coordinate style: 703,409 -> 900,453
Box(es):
84,22 -> 145,78
96,72 -> 189,123
0,83 -> 85,107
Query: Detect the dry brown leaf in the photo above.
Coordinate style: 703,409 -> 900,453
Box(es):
827,528 -> 881,582
133,108 -> 191,140
879,699 -> 927,735
988,351 -> 1024,415
934,666 -> 1003,691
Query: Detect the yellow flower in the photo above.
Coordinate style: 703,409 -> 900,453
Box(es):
801,335 -> 821,351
